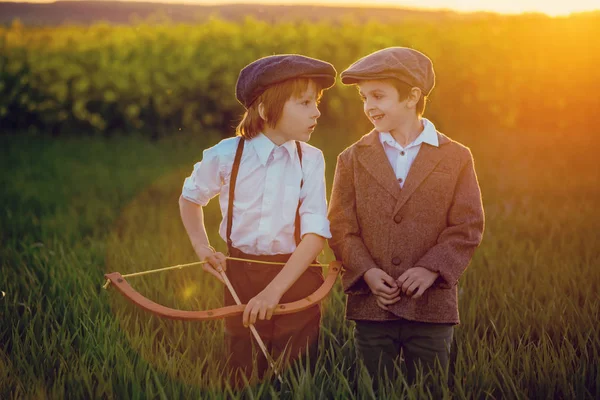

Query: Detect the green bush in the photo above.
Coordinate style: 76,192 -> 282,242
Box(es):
1,15 -> 598,146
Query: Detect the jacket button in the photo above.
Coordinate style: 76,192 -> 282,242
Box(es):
394,214 -> 402,223
392,257 -> 401,265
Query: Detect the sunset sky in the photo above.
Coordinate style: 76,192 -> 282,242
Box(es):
8,0 -> 600,16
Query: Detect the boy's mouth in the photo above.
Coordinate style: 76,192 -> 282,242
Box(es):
371,113 -> 385,121
308,124 -> 317,130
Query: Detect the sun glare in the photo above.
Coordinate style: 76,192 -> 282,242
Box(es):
372,0 -> 600,16
3,0 -> 599,16
182,284 -> 198,300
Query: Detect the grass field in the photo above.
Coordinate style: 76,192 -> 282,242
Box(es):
1,128 -> 599,399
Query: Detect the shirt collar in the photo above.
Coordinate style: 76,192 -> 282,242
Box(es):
420,118 -> 439,147
379,118 -> 439,149
281,140 -> 298,160
250,133 -> 297,166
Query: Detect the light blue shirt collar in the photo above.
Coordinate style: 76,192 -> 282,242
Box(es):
380,118 -> 439,149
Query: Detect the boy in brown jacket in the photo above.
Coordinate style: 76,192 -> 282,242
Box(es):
328,47 -> 484,385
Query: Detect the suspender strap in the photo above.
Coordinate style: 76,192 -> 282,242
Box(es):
226,137 -> 304,250
294,141 -> 303,246
226,137 -> 245,248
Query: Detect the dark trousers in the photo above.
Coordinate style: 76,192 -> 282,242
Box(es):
224,248 -> 323,385
354,319 -> 454,385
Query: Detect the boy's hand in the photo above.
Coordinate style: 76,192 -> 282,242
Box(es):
363,268 -> 401,310
194,244 -> 227,283
374,293 -> 401,310
243,288 -> 282,327
396,267 -> 439,299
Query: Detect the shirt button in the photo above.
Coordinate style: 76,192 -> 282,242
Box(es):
398,177 -> 403,183
394,214 -> 402,223
392,257 -> 401,266
400,151 -> 406,156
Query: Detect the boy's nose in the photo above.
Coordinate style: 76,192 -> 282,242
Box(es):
313,105 -> 321,119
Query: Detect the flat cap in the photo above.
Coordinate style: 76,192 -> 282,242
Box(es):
341,47 -> 435,96
236,54 -> 337,108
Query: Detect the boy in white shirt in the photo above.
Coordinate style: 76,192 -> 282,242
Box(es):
179,54 -> 336,385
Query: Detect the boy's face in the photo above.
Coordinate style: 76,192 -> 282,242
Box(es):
273,80 -> 321,143
358,80 -> 412,132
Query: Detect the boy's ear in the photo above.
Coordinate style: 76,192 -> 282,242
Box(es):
406,87 -> 422,109
257,102 -> 267,122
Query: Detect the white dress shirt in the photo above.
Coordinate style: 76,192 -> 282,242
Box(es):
182,133 -> 331,255
379,118 -> 439,188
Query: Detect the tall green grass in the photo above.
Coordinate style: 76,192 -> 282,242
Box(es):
1,129 -> 598,398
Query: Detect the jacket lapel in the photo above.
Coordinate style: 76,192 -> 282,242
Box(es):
357,130 -> 402,200
392,132 -> 450,215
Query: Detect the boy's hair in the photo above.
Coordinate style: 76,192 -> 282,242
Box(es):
236,78 -> 324,139
389,79 -> 427,116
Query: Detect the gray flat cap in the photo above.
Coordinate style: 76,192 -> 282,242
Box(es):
236,54 -> 337,109
341,47 -> 435,96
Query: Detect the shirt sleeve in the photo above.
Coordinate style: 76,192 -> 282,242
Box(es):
181,145 -> 222,207
299,150 -> 332,239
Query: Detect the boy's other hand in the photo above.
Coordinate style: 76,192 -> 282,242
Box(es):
396,267 -> 439,299
364,268 -> 401,311
243,288 -> 282,327
374,293 -> 401,311
195,244 -> 227,283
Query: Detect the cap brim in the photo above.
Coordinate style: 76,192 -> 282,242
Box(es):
303,74 -> 336,90
340,72 -> 401,85
340,75 -> 361,85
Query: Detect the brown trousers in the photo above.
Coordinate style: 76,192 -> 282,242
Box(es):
224,247 -> 323,385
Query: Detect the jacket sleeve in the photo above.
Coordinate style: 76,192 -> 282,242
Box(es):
328,153 -> 378,295
415,148 -> 485,288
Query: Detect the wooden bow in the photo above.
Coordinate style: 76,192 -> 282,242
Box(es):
103,261 -> 342,321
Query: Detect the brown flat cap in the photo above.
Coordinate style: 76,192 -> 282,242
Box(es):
236,54 -> 337,109
340,47 -> 435,96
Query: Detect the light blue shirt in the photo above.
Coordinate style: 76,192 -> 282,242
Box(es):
379,118 -> 439,188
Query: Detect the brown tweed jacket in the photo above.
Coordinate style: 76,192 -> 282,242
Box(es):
328,129 -> 484,324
